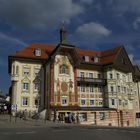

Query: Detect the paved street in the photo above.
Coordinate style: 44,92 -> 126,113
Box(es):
0,115 -> 140,140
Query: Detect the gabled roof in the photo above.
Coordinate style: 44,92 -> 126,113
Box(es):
10,43 -> 124,65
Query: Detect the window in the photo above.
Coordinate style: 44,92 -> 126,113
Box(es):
99,94 -> 102,98
22,98 -> 28,106
90,100 -> 94,105
84,56 -> 89,62
93,56 -> 99,63
112,99 -> 115,105
34,83 -> 39,91
23,83 -> 29,91
80,72 -> 84,78
99,101 -> 103,106
89,85 -> 94,92
123,75 -> 126,82
23,68 -> 30,76
118,86 -> 120,92
124,87 -> 126,93
60,65 -> 68,74
80,85 -> 85,92
110,86 -> 114,92
34,68 -> 40,77
81,99 -> 86,105
117,73 -> 120,80
119,100 -> 121,105
61,96 -> 68,105
35,48 -> 41,56
125,100 -> 128,105
12,65 -> 15,75
35,99 -> 39,106
98,86 -> 102,92
98,73 -> 101,78
136,113 -> 140,118
94,85 -> 98,92
109,73 -> 113,79
99,112 -> 105,120
89,73 -> 93,78
16,66 -> 19,75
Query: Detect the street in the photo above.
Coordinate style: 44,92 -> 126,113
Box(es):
1,126 -> 140,140
0,115 -> 140,140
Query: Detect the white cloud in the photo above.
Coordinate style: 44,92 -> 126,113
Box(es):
76,22 -> 111,41
0,0 -> 84,30
128,54 -> 140,67
129,54 -> 134,63
133,17 -> 140,30
0,32 -> 26,47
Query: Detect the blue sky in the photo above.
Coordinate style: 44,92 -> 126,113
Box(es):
0,0 -> 140,94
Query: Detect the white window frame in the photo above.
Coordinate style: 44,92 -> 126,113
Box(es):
35,48 -> 41,56
34,83 -> 39,91
81,99 -> 86,106
80,85 -> 85,92
23,68 -> 30,76
80,72 -> 84,78
85,56 -> 89,62
22,98 -> 28,106
89,85 -> 94,92
89,73 -> 93,78
90,99 -> 94,106
61,96 -> 68,106
110,86 -> 114,92
23,83 -> 29,91
111,99 -> 115,105
34,68 -> 40,77
60,65 -> 68,74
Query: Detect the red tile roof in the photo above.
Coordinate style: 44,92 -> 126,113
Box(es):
12,43 -> 122,65
15,43 -> 56,59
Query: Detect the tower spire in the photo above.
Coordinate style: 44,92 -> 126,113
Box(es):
60,21 -> 67,44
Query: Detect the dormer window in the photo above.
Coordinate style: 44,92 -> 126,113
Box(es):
84,56 -> 89,62
35,48 -> 41,56
93,56 -> 99,63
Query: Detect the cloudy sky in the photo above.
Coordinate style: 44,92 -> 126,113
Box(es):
0,0 -> 140,94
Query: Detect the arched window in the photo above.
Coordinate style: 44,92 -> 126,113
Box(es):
59,65 -> 69,74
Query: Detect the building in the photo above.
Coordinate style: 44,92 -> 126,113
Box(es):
8,27 -> 140,126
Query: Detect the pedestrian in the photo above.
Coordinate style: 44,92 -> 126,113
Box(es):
19,111 -> 22,120
58,113 -> 61,123
76,112 -> 80,124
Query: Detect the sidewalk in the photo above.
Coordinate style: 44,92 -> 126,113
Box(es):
0,114 -> 78,128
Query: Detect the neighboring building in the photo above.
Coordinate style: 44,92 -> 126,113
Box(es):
0,93 -> 10,113
8,27 -> 140,126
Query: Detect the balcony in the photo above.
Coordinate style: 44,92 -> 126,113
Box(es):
77,77 -> 106,85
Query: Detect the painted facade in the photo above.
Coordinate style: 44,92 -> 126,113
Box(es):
8,28 -> 140,126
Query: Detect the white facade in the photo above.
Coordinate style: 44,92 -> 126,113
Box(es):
11,60 -> 44,112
